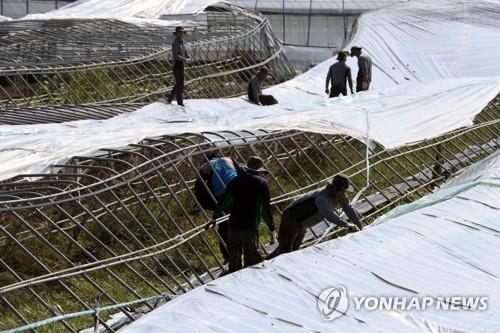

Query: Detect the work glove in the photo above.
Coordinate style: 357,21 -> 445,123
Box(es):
270,230 -> 277,245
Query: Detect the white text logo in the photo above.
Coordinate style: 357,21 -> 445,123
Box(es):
317,286 -> 488,321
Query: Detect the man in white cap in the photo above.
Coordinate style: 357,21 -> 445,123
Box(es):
350,46 -> 372,92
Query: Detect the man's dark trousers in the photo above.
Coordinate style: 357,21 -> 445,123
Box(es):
329,85 -> 347,98
168,61 -> 185,105
356,73 -> 368,92
218,221 -> 229,261
227,225 -> 263,273
267,210 -> 305,260
214,195 -> 230,262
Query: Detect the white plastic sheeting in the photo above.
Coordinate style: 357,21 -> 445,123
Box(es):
120,151 -> 500,333
2,0 -> 500,181
232,0 -> 408,14
23,0 -> 221,20
1,77 -> 498,182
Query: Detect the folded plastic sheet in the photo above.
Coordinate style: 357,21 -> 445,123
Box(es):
119,152 -> 500,333
23,0 -> 221,20
2,0 -> 500,181
231,0 -> 408,14
0,77 -> 498,182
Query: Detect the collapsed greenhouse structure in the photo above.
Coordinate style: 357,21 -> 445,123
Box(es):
0,0 -> 499,332
120,150 -> 500,332
0,1 -> 295,109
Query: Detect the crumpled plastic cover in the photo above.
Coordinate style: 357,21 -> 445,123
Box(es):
230,0 -> 408,14
2,0 -> 500,181
22,0 -> 221,20
119,153 -> 500,332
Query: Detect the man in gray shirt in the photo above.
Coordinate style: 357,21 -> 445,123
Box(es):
325,51 -> 353,98
267,174 -> 362,259
167,26 -> 190,106
247,67 -> 277,105
351,46 -> 372,92
248,67 -> 268,104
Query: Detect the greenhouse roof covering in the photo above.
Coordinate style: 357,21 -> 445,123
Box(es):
2,0 -> 499,181
23,0 -> 222,19
232,0 -> 409,14
120,151 -> 500,332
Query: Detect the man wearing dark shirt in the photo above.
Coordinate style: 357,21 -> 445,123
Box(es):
325,51 -> 353,98
168,26 -> 190,106
351,46 -> 372,92
267,174 -> 362,259
209,156 -> 276,273
248,67 -> 277,105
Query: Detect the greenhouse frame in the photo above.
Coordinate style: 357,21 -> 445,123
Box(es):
0,0 -> 499,332
0,3 -> 295,109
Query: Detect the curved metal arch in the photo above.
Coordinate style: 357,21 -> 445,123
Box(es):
0,5 -> 295,110
0,96 -> 498,332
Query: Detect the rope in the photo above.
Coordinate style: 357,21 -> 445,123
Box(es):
351,107 -> 371,205
1,292 -> 176,333
314,107 -> 371,244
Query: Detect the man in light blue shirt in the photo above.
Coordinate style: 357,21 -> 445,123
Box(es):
200,154 -> 241,261
209,157 -> 239,200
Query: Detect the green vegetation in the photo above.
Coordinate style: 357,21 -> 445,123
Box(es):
0,50 -> 294,109
0,101 -> 498,332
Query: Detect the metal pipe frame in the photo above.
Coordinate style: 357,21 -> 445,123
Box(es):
0,95 -> 498,332
0,4 -> 295,110
0,103 -> 143,125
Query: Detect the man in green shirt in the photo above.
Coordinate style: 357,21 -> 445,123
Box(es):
208,156 -> 276,273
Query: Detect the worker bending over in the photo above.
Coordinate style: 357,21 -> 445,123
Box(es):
247,67 -> 277,105
196,153 -> 242,262
268,174 -> 362,259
